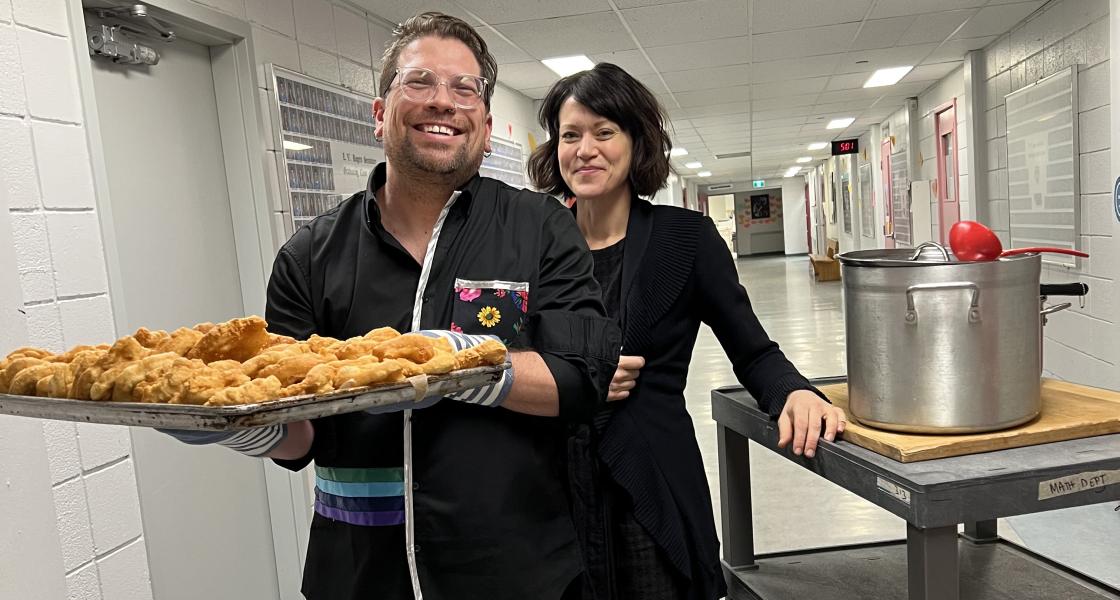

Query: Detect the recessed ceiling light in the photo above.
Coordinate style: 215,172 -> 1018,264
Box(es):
784,166 -> 802,178
863,66 -> 913,88
541,55 -> 595,77
826,117 -> 855,129
283,140 -> 313,151
685,161 -> 703,169
669,148 -> 688,157
796,156 -> 812,163
807,142 -> 828,150
697,171 -> 712,177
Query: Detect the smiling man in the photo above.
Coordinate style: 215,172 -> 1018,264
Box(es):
261,12 -> 621,600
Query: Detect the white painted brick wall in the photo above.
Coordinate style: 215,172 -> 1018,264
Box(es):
46,211 -> 109,296
18,28 -> 82,123
85,459 -> 144,554
0,25 -> 26,114
77,423 -> 132,470
58,295 -> 116,348
11,0 -> 70,37
97,540 -> 154,600
0,0 -> 12,23
53,476 -> 96,572
66,562 -> 102,600
299,43 -> 341,83
23,300 -> 65,351
247,0 -> 296,37
33,121 -> 96,210
294,0 -> 336,52
334,5 -> 372,66
0,116 -> 40,209
42,421 -> 81,484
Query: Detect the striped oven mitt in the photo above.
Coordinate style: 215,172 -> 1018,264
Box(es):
159,425 -> 287,457
415,330 -> 513,407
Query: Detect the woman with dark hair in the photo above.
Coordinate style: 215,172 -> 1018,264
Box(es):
528,63 -> 846,600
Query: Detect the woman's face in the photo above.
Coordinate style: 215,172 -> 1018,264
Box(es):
557,97 -> 633,201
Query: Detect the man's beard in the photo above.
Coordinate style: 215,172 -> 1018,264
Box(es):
385,134 -> 481,180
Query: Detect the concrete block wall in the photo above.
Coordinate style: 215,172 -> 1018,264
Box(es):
977,0 -> 1116,389
0,1 -> 150,598
916,66 -> 971,242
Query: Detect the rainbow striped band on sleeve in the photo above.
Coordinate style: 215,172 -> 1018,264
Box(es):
314,466 -> 406,527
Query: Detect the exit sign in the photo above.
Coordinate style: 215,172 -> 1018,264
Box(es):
752,180 -> 766,188
832,139 -> 859,155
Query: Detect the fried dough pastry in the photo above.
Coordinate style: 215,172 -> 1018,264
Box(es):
4,347 -> 54,361
373,334 -> 453,364
193,322 -> 216,334
152,327 -> 204,356
185,316 -> 270,364
281,361 -> 338,397
306,334 -> 341,354
1,357 -> 48,393
241,343 -> 314,377
9,362 -> 66,396
398,353 -> 458,377
170,363 -> 251,406
263,333 -> 297,349
103,352 -> 180,402
362,327 -> 401,343
70,337 -> 151,400
259,353 -> 334,386
132,327 -> 170,349
205,376 -> 283,407
325,337 -> 382,360
333,356 -> 406,389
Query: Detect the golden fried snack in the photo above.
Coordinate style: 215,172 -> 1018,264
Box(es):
3,347 -> 54,362
170,364 -> 251,406
259,353 -> 334,387
281,361 -> 338,397
132,327 -> 170,349
373,333 -> 453,364
472,339 -> 507,365
42,361 -> 76,398
154,327 -> 204,356
205,376 -> 283,407
334,356 -> 406,389
70,337 -> 151,400
0,357 -> 47,393
241,343 -> 314,377
133,357 -> 210,404
397,353 -> 458,377
64,349 -> 107,399
9,362 -> 64,396
193,322 -> 217,334
89,362 -> 133,401
107,353 -> 179,402
185,316 -> 271,364
263,333 -> 297,349
306,334 -> 341,355
325,337 -> 383,360
362,327 -> 401,343
49,345 -> 103,364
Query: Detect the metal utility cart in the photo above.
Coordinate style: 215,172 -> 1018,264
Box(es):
713,378 -> 1120,600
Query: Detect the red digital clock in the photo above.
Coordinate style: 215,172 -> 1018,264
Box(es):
832,139 -> 859,155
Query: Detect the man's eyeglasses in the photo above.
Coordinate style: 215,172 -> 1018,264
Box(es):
388,67 -> 488,109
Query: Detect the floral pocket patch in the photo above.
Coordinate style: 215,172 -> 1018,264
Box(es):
451,279 -> 529,345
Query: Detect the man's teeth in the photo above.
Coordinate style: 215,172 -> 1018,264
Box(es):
422,125 -> 455,136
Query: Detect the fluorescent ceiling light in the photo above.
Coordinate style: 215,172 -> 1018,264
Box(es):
697,171 -> 712,177
784,166 -> 802,178
283,140 -> 313,151
670,148 -> 688,157
863,66 -> 914,88
685,161 -> 703,169
542,55 -> 595,77
826,117 -> 855,130
807,142 -> 828,150
796,156 -> 812,163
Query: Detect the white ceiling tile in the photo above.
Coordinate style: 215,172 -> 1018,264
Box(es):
660,63 -> 751,92
477,27 -> 534,64
954,1 -> 1045,38
837,43 -> 939,74
899,9 -> 975,44
521,85 -> 553,99
905,61 -> 963,82
673,84 -> 751,108
498,61 -> 560,90
818,86 -> 889,102
498,13 -> 634,57
590,49 -> 656,75
456,0 -> 611,25
850,16 -> 914,50
669,101 -> 758,119
752,23 -> 860,62
689,113 -> 751,127
646,36 -> 751,71
752,94 -> 819,110
922,36 -> 996,63
752,54 -> 842,83
869,0 -> 987,20
623,0 -> 749,47
615,0 -> 694,6
826,71 -> 875,91
356,0 -> 482,26
752,0 -> 873,34
750,77 -> 829,99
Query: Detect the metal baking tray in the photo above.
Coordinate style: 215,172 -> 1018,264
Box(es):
0,364 -> 507,431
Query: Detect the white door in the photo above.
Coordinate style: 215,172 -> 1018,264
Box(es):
89,26 -> 286,600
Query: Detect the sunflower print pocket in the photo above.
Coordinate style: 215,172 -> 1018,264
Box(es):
451,279 -> 529,345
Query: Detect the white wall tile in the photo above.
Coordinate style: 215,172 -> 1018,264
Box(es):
984,108 -> 1000,141
76,424 -> 130,471
988,198 -> 1010,230
1078,105 -> 1110,153
247,0 -> 295,37
1078,149 -> 1110,194
340,58 -> 374,96
251,25 -> 300,78
985,71 -> 1009,111
19,269 -> 55,302
299,43 -> 340,84
46,212 -> 108,297
84,458 -> 142,554
0,1 -> 11,23
58,295 -> 116,348
11,0 -> 69,37
987,168 -> 1009,202
66,562 -> 101,600
10,211 -> 51,271
53,477 -> 95,572
0,25 -> 26,115
193,0 -> 246,19
1042,0 -> 1108,50
293,0 -> 336,53
1080,193 -> 1112,236
42,421 -> 80,484
334,6 -> 371,67
987,137 -> 1007,170
32,121 -> 95,210
23,301 -> 64,353
17,28 -> 81,123
1082,235 -> 1115,280
1078,61 -> 1109,112
96,539 -> 153,600
0,117 -> 40,209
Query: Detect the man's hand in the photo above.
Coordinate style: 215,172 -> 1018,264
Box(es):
776,389 -> 846,458
608,355 -> 645,402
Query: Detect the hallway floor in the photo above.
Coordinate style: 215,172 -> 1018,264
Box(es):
683,254 -> 1119,588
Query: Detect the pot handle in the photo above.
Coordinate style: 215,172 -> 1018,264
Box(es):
908,241 -> 951,262
905,282 -> 981,325
1040,302 -> 1072,316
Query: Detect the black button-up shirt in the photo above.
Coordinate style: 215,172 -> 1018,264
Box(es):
267,163 -> 620,600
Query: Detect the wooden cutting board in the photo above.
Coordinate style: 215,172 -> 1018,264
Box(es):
821,378 -> 1120,463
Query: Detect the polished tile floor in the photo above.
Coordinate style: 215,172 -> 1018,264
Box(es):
683,254 -> 1119,589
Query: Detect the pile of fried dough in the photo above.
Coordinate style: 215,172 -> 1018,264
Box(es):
0,316 -> 506,406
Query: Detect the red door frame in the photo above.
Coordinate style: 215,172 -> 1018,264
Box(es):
934,99 -> 960,244
881,136 -> 894,249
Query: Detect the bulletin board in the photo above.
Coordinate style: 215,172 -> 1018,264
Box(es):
1004,66 -> 1080,267
859,162 -> 874,238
